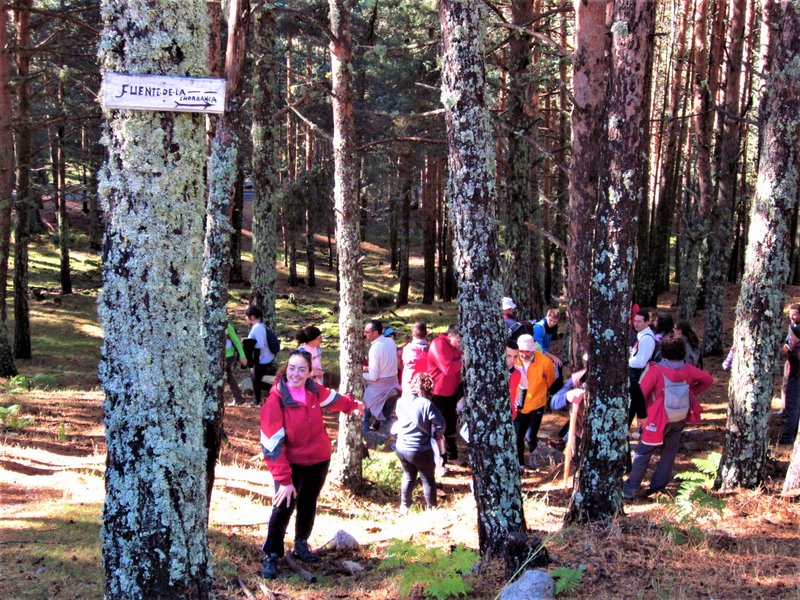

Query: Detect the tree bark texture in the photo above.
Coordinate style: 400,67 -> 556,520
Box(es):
396,143 -> 412,307
702,0 -> 746,356
229,169 -> 244,283
439,0 -> 526,561
422,155 -> 437,304
98,1 -> 212,597
327,0 -> 365,490
718,0 -> 800,491
13,0 -> 32,360
202,0 -> 249,510
567,0 -> 651,523
0,0 -> 15,342
56,77 -> 73,295
501,0 -> 534,318
567,0 -> 610,368
250,2 -> 279,330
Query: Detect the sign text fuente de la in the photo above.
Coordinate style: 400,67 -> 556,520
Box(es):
102,72 -> 226,114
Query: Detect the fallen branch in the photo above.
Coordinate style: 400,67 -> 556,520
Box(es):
257,581 -> 281,600
235,577 -> 257,600
285,554 -> 317,583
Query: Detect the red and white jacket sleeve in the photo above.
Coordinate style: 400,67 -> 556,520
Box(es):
260,392 -> 292,486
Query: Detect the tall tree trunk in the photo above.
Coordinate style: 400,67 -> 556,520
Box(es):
501,0 -> 534,318
304,48 -> 316,288
13,0 -> 32,360
98,1 -> 212,596
250,2 -> 279,330
439,0 -> 526,568
717,0 -> 800,491
566,0 -> 610,368
396,143 -> 412,307
567,0 -> 653,523
422,155 -> 437,304
229,169 -> 244,283
328,0 -> 364,490
702,0 -> 746,356
0,0 -> 13,328
202,0 -> 249,510
56,79 -> 72,295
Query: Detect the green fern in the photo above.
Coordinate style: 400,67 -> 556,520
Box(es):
0,404 -> 36,431
551,565 -> 584,595
381,539 -> 478,599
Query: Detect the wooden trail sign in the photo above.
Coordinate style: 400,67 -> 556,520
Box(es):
102,72 -> 226,114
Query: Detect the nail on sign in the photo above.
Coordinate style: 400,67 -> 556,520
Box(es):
102,72 -> 226,114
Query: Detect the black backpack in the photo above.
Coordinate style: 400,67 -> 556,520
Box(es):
266,328 -> 281,355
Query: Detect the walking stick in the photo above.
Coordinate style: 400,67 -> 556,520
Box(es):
562,398 -> 579,492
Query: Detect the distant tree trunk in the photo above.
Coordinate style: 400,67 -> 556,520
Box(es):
202,0 -> 249,510
250,2 -> 279,330
304,50 -> 316,288
439,0 -> 526,567
567,0 -> 652,523
13,1 -> 32,360
396,143 -> 412,307
566,0 -> 609,368
702,0 -> 746,356
422,155 -> 436,304
328,0 -> 364,490
98,0 -> 212,596
679,0 -> 714,320
390,162 -> 398,270
55,78 -> 72,296
717,0 -> 800,492
0,0 -> 14,328
229,169 -> 244,283
501,0 -> 534,318
650,0 -> 692,304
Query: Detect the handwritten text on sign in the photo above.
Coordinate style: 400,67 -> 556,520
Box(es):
102,72 -> 226,114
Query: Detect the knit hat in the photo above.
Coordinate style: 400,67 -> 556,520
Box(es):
502,296 -> 517,311
517,334 -> 536,352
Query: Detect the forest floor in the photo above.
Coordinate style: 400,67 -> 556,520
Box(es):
1,195 -> 800,599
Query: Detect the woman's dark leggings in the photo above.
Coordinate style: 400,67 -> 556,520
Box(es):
262,460 -> 329,556
396,448 -> 437,509
432,393 -> 459,458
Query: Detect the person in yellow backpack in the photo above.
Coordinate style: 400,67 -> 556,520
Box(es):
513,334 -> 556,470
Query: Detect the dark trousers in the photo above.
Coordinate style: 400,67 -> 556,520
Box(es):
514,408 -> 544,466
396,448 -> 437,509
628,367 -> 647,425
781,378 -> 800,444
252,362 -> 277,406
262,460 -> 329,557
624,421 -> 685,495
432,393 -> 460,458
226,355 -> 244,404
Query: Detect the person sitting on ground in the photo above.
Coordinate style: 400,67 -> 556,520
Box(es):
393,372 -> 445,514
673,320 -> 702,368
259,349 -> 363,579
623,335 -> 714,500
295,325 -> 324,384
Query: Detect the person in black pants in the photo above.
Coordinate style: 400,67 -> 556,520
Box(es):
393,372 -> 446,513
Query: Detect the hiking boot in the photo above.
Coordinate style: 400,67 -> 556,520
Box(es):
292,539 -> 319,563
260,553 -> 279,579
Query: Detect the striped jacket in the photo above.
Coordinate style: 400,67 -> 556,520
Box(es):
260,378 -> 358,485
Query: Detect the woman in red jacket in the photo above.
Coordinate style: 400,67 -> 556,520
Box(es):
259,349 -> 362,579
623,335 -> 714,500
427,324 -> 463,461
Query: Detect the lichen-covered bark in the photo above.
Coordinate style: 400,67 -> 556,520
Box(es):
566,0 -> 651,523
702,0 -> 746,356
439,0 -> 526,561
98,1 -> 212,597
717,0 -> 800,491
250,2 -> 279,330
327,0 -> 364,490
202,0 -> 250,509
13,0 -> 32,360
501,0 -> 533,318
567,0 -> 610,369
396,142 -> 412,307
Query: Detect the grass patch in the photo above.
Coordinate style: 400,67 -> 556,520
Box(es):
0,503 -> 104,599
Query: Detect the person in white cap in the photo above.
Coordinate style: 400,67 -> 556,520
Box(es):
512,333 -> 556,469
502,296 -> 520,335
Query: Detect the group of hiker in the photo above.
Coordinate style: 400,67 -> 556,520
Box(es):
239,297 -> 800,580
